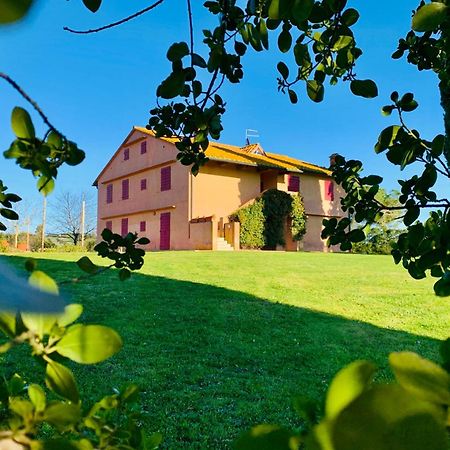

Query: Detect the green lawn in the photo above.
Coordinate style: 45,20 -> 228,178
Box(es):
1,251 -> 449,448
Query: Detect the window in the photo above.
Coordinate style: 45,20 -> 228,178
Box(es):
161,166 -> 171,191
325,180 -> 334,201
106,184 -> 113,204
140,141 -> 147,154
123,148 -> 129,161
140,178 -> 147,190
105,220 -> 112,231
140,221 -> 146,232
122,179 -> 129,200
288,175 -> 300,192
121,218 -> 128,236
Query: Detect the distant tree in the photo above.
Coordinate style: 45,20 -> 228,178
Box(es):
50,191 -> 96,246
352,189 -> 404,254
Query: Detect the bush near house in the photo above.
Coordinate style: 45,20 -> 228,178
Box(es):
230,189 -> 307,250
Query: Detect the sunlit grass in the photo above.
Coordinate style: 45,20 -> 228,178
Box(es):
1,251 -> 448,448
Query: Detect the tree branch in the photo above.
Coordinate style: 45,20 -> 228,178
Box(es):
0,72 -> 63,136
63,0 -> 165,34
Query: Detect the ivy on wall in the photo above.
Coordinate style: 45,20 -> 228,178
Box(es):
231,189 -> 307,250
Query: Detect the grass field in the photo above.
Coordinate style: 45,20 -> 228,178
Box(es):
1,251 -> 449,448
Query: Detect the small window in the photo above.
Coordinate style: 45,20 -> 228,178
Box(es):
161,166 -> 171,191
106,184 -> 113,204
122,179 -> 129,200
288,175 -> 300,192
121,218 -> 128,236
105,220 -> 112,231
123,148 -> 130,161
140,221 -> 146,232
140,141 -> 147,154
141,178 -> 147,191
325,180 -> 334,201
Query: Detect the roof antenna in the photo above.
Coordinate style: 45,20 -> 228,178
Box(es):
245,129 -> 259,145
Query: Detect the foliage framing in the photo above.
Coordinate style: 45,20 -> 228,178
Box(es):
231,189 -> 306,249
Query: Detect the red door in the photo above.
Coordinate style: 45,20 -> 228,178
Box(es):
160,212 -> 170,250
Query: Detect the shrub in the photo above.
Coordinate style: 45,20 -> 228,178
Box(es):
230,199 -> 265,249
231,189 -> 307,250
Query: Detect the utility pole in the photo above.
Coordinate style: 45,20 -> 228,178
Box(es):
25,217 -> 30,251
41,196 -> 47,252
80,195 -> 86,248
14,223 -> 19,249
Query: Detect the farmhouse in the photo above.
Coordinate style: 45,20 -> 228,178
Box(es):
94,127 -> 346,251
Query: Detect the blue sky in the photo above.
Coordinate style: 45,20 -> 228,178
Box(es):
0,0 -> 445,229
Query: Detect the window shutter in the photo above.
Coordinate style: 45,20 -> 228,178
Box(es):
140,178 -> 147,190
140,141 -> 147,154
288,175 -> 300,192
105,220 -> 112,231
140,221 -> 146,232
106,184 -> 112,203
325,180 -> 334,201
121,218 -> 128,236
161,166 -> 171,191
122,179 -> 129,200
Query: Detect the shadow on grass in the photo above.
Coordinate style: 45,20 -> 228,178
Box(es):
0,254 -> 443,449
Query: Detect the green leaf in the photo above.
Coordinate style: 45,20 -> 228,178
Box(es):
277,62 -> 289,80
348,229 -> 366,243
0,0 -> 33,24
57,304 -> 83,328
292,0 -> 314,22
29,270 -> 59,295
341,8 -> 360,26
278,29 -> 292,53
434,272 -> 450,297
389,352 -> 450,406
147,432 -> 163,450
37,176 -> 55,196
0,208 -> 18,220
288,89 -> 298,104
11,106 -> 35,139
157,72 -> 186,99
350,79 -> 378,99
374,125 -> 401,153
45,360 -> 79,403
167,42 -> 190,62
44,402 -> 81,429
325,360 -> 376,420
404,206 -> 420,226
235,424 -> 301,450
333,384 -> 448,450
54,324 -> 122,364
25,258 -> 37,272
412,3 -> 448,32
82,0 -> 101,13
76,256 -> 98,274
269,0 -> 290,19
29,384 -> 46,412
0,312 -> 16,337
306,80 -> 324,103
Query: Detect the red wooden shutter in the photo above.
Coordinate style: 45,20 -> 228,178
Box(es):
325,180 -> 334,201
123,148 -> 130,160
106,184 -> 113,204
140,141 -> 147,154
161,166 -> 171,191
159,212 -> 170,250
105,220 -> 112,231
140,178 -> 147,190
140,220 -> 146,232
121,218 -> 128,236
288,175 -> 300,192
122,179 -> 129,200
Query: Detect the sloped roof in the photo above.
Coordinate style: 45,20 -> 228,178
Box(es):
134,127 -> 331,175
